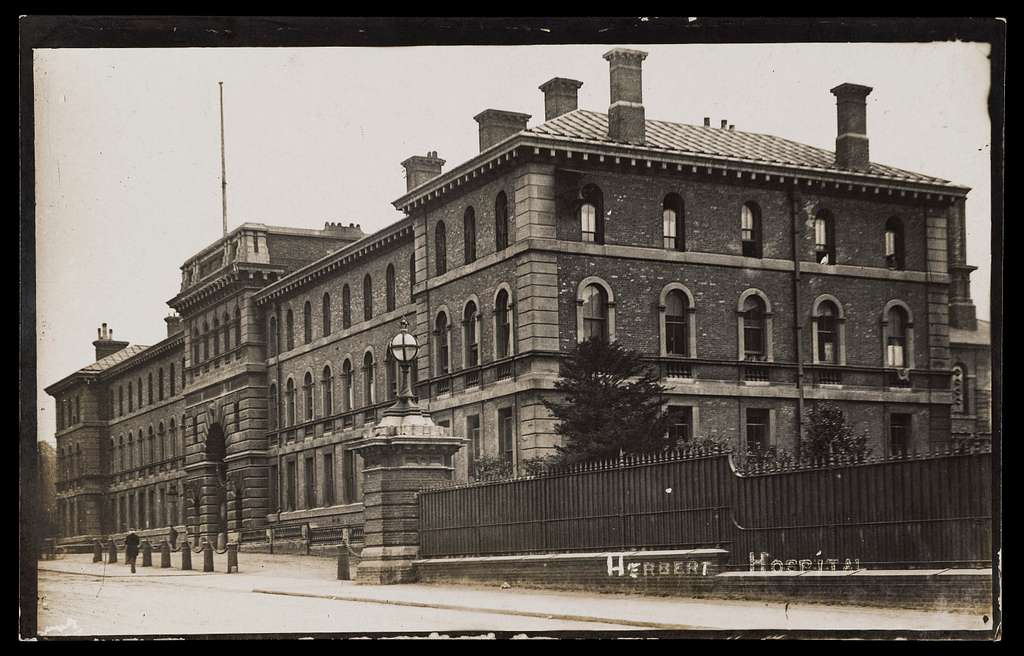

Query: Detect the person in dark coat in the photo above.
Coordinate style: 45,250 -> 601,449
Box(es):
125,531 -> 140,574
168,525 -> 178,549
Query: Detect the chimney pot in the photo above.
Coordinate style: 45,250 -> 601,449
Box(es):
401,151 -> 446,192
703,117 -> 710,127
729,125 -> 735,131
538,77 -> 584,121
830,83 -> 873,171
473,109 -> 531,153
603,48 -> 648,144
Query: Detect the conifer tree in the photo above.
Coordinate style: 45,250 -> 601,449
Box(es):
543,337 -> 671,465
799,402 -> 870,461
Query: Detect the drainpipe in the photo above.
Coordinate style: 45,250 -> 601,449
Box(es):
789,183 -> 806,456
274,301 -> 283,519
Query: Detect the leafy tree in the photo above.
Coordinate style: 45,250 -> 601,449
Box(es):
799,402 -> 870,461
471,454 -> 556,481
542,337 -> 671,466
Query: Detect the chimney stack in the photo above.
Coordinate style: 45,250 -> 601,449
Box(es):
401,151 -> 446,192
539,77 -> 584,121
602,48 -> 648,144
830,83 -> 873,171
93,322 -> 130,361
721,119 -> 727,129
703,117 -> 710,127
165,314 -> 184,338
473,109 -> 531,152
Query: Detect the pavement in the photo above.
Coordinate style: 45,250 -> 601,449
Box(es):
35,552 -> 995,636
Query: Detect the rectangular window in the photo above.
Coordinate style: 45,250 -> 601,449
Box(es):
343,450 -> 358,504
746,408 -> 769,453
170,364 -> 176,396
668,406 -> 693,443
498,407 -> 514,465
466,414 -> 481,477
323,453 -> 335,507
304,456 -> 315,508
285,460 -> 296,512
887,343 -> 905,368
890,413 -> 911,456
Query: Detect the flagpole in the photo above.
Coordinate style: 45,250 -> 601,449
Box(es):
219,81 -> 227,238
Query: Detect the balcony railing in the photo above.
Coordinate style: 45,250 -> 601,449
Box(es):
463,368 -> 481,388
743,363 -> 771,382
494,360 -> 514,382
665,360 -> 693,378
435,376 -> 452,396
815,368 -> 843,385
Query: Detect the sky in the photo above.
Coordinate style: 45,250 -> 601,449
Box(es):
32,42 -> 994,444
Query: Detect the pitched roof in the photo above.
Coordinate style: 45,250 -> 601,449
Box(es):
524,109 -> 955,186
950,319 -> 991,347
78,345 -> 151,375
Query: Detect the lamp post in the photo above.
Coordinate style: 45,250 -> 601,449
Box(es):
380,318 -> 424,421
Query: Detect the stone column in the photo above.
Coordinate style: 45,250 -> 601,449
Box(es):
351,422 -> 465,585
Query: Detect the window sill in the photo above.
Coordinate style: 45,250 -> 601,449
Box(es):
742,381 -> 771,387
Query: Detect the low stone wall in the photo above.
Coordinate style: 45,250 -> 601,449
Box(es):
415,549 -> 728,596
414,550 -> 993,612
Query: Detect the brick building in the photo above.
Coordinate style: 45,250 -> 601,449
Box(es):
45,48 -> 990,545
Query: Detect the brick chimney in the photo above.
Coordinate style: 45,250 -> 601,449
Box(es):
473,109 -> 531,152
538,77 -> 583,121
93,323 -> 129,361
164,314 -> 184,338
603,48 -> 648,144
401,151 -> 445,192
830,83 -> 873,171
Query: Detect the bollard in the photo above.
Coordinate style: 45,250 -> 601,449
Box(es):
337,542 -> 351,580
226,543 -> 238,573
108,540 -> 118,564
181,540 -> 192,571
141,540 -> 153,567
202,541 -> 214,573
160,541 -> 171,568
93,540 -> 103,563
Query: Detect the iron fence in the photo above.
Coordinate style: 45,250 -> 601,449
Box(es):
418,444 -> 992,569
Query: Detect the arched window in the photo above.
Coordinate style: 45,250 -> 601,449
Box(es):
303,371 -> 314,421
119,436 -> 125,472
363,351 -> 375,406
409,253 -> 416,302
815,209 -> 836,264
495,191 -> 510,251
169,363 -> 175,396
137,377 -> 143,407
285,378 -> 296,426
322,293 -> 332,337
435,311 -> 450,374
223,312 -> 231,351
741,202 -> 763,258
147,426 -> 155,466
303,301 -> 313,344
663,193 -> 685,251
285,309 -> 295,350
268,315 -> 278,357
386,264 -> 396,313
157,422 -> 165,462
385,349 -> 397,401
269,383 -> 279,429
213,317 -> 221,356
665,290 -> 690,356
342,284 -> 351,329
581,283 -> 608,340
147,373 -> 154,405
464,301 -> 479,367
363,274 -> 373,321
742,295 -> 767,359
168,419 -> 176,458
119,386 -> 124,416
815,300 -> 839,363
886,305 -> 909,367
234,306 -> 241,349
884,217 -> 905,270
464,207 -> 477,264
322,365 -> 334,416
435,221 -> 448,276
579,185 -> 604,244
342,359 -> 353,411
202,321 -> 210,361
495,288 -> 512,359
75,396 -> 80,422
158,368 -> 164,401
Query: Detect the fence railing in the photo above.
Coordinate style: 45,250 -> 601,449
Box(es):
417,444 -> 992,569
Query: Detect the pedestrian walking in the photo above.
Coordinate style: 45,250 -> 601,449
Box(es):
168,525 -> 178,549
125,531 -> 140,574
